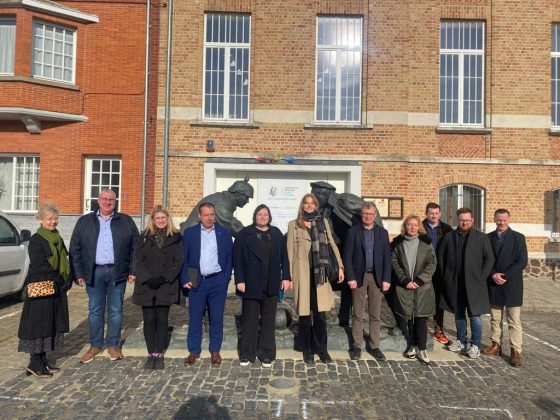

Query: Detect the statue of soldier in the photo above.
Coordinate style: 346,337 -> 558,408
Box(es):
181,177 -> 254,237
310,181 -> 383,326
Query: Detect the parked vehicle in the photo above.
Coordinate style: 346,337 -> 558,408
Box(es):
0,211 -> 31,298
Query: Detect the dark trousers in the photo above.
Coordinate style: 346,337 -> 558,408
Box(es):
337,280 -> 353,326
239,295 -> 277,362
432,278 -> 445,330
407,317 -> 428,350
298,278 -> 327,355
142,305 -> 170,354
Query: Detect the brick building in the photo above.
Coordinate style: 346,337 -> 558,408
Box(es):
0,0 -> 157,238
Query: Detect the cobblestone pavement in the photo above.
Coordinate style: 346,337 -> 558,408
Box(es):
0,287 -> 559,419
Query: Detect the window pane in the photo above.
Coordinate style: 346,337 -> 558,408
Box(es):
0,19 -> 16,74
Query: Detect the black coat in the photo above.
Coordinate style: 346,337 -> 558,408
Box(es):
132,232 -> 183,306
233,225 -> 290,300
437,229 -> 494,316
18,234 -> 71,341
487,228 -> 528,307
343,224 -> 392,288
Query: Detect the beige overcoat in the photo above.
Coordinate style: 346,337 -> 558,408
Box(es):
286,219 -> 343,316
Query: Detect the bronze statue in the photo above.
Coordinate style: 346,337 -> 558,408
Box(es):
181,177 -> 254,236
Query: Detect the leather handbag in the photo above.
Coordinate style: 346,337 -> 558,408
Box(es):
27,280 -> 56,299
326,244 -> 340,283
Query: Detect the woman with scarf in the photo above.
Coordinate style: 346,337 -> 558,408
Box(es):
287,193 -> 344,365
18,202 -> 73,378
133,205 -> 183,370
391,214 -> 437,365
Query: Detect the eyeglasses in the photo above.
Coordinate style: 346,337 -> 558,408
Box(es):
458,219 -> 473,223
99,198 -> 116,202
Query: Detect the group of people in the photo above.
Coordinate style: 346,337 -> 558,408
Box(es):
17,186 -> 528,378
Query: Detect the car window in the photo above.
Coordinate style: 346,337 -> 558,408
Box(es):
0,216 -> 17,245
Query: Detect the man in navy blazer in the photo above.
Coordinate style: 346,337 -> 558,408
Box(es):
343,202 -> 391,361
180,202 -> 233,365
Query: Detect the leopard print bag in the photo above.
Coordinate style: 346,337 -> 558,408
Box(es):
27,280 -> 56,299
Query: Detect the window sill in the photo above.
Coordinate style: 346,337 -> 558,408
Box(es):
548,128 -> 560,136
190,120 -> 260,129
0,75 -> 79,91
304,123 -> 373,130
436,126 -> 492,135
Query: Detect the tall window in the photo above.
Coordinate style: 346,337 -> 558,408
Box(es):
552,24 -> 560,127
439,21 -> 484,126
439,184 -> 485,231
0,18 -> 15,74
84,158 -> 121,213
553,189 -> 560,236
315,16 -> 362,123
32,21 -> 75,83
203,14 -> 250,121
0,156 -> 40,212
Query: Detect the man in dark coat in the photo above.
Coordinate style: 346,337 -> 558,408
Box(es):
422,202 -> 453,345
482,209 -> 528,367
438,208 -> 494,359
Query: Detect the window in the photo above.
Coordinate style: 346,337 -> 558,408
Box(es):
315,16 -> 362,123
203,14 -> 250,121
0,18 -> 15,75
0,156 -> 40,212
439,21 -> 484,126
552,24 -> 560,127
439,184 -> 485,231
84,158 -> 121,213
0,215 -> 17,245
553,189 -> 560,237
32,21 -> 75,83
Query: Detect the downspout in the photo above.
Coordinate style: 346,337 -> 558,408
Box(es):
162,0 -> 173,207
141,0 -> 151,230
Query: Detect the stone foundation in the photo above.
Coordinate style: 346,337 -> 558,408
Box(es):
525,258 -> 560,281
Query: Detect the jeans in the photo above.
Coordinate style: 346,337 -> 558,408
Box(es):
86,266 -> 126,348
455,291 -> 482,347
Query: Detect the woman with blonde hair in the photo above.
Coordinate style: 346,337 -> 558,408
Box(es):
286,193 -> 344,365
133,205 -> 183,369
18,202 -> 73,377
391,214 -> 437,365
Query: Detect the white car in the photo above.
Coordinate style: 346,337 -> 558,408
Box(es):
0,211 -> 31,298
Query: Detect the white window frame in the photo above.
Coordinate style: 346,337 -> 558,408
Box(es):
439,21 -> 485,127
84,157 -> 121,213
439,183 -> 485,231
552,24 -> 560,128
314,16 -> 363,124
0,155 -> 40,213
32,20 -> 76,84
0,17 -> 16,75
202,13 -> 251,122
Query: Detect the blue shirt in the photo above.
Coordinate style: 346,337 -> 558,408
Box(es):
362,226 -> 375,272
425,223 -> 439,250
199,225 -> 222,276
95,211 -> 115,264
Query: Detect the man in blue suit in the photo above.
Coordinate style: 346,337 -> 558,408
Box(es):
181,202 -> 233,365
343,202 -> 391,361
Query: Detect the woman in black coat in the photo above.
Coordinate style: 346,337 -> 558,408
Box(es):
133,205 -> 183,370
233,204 -> 291,367
18,202 -> 73,378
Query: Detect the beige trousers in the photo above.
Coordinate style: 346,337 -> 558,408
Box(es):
351,273 -> 383,349
490,305 -> 523,353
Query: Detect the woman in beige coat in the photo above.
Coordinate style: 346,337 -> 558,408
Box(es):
287,193 -> 344,365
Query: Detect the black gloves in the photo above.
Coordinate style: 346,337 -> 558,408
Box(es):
147,276 -> 167,290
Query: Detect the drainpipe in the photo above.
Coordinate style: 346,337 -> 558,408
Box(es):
140,0 -> 151,230
162,0 -> 173,207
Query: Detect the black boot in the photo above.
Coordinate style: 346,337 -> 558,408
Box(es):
26,354 -> 52,378
41,352 -> 60,374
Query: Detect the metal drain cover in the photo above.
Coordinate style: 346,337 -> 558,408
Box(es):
269,378 -> 295,389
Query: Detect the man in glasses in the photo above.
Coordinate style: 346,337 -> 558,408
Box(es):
438,208 -> 494,359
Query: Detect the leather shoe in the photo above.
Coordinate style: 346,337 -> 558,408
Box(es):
349,346 -> 362,360
210,352 -> 222,365
303,350 -> 314,365
319,352 -> 333,364
482,341 -> 502,356
370,348 -> 386,361
184,353 -> 200,365
510,348 -> 522,367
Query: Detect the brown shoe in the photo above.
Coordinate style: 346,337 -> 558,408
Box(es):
80,347 -> 102,364
210,351 -> 222,365
510,349 -> 522,367
107,346 -> 124,361
482,342 -> 502,356
184,353 -> 200,365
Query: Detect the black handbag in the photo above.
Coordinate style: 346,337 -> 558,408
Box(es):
326,244 -> 339,283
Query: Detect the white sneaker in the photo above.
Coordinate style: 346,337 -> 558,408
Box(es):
239,359 -> 250,367
447,340 -> 465,353
404,346 -> 417,359
466,344 -> 481,359
417,350 -> 431,365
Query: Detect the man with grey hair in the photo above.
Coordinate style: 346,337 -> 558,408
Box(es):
70,188 -> 139,364
343,202 -> 391,361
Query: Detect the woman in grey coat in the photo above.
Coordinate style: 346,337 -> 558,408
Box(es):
391,214 -> 437,365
